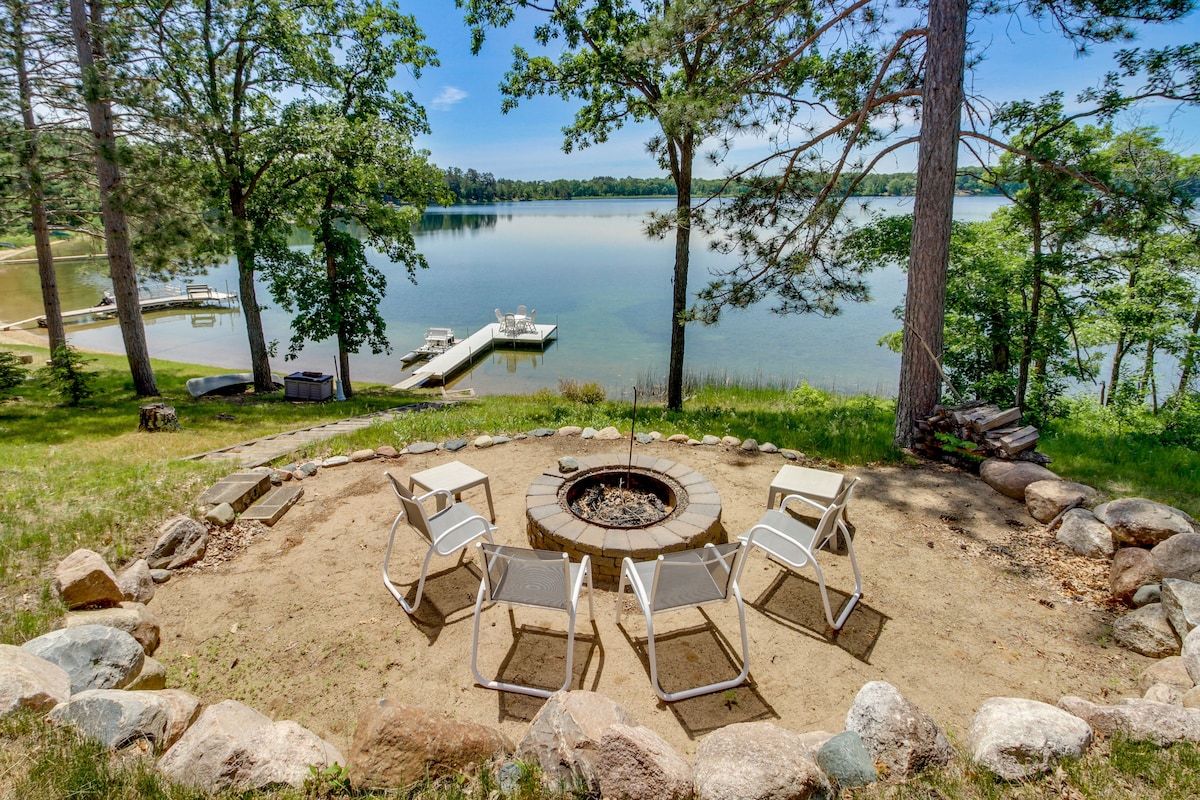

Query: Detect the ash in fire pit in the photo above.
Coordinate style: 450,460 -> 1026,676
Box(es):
570,480 -> 669,527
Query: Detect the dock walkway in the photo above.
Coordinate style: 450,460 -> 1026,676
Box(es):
392,322 -> 556,391
1,284 -> 238,331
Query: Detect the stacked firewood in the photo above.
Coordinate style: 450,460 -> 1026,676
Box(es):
913,401 -> 1044,461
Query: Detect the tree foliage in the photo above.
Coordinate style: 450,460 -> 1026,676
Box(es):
260,0 -> 449,397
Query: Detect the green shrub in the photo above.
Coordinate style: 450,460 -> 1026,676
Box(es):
37,344 -> 97,406
0,350 -> 27,393
558,378 -> 606,405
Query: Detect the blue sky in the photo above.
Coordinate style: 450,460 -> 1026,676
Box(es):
397,6 -> 1199,180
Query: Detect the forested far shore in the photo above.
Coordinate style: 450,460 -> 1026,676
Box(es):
439,167 -> 1013,203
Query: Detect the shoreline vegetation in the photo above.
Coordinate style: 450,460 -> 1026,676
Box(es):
2,342 -> 1200,798
438,167 -> 1009,204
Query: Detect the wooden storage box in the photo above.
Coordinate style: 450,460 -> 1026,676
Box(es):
284,371 -> 334,401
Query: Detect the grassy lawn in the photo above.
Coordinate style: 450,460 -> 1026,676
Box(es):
3,343 -> 1200,799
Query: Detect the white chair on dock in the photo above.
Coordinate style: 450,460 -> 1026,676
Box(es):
521,310 -> 536,333
516,304 -> 527,318
494,308 -> 504,324
503,313 -> 517,335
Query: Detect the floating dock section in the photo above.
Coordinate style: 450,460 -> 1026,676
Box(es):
0,284 -> 238,331
392,322 -> 557,390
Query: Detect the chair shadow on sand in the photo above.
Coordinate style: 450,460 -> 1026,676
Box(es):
749,569 -> 888,663
490,617 -> 603,723
619,610 -> 778,739
399,562 -> 485,643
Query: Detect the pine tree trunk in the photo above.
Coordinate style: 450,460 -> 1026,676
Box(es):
70,0 -> 157,396
12,3 -> 65,352
894,0 -> 967,448
667,133 -> 694,412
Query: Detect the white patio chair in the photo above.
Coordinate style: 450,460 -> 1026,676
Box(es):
616,542 -> 751,701
516,304 -> 527,318
471,543 -> 594,698
502,313 -> 516,335
494,308 -> 504,324
740,476 -> 862,631
522,309 -> 536,333
382,471 -> 496,615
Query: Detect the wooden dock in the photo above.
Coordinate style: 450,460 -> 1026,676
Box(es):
0,283 -> 238,331
392,322 -> 557,390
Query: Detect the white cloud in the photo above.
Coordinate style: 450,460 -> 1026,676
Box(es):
430,86 -> 468,110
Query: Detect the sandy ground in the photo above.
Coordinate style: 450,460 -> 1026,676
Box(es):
142,434 -> 1146,757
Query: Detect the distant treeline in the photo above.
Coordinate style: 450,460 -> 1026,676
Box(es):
441,166 -> 1012,203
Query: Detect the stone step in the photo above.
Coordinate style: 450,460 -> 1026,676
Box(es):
240,486 -> 304,526
196,472 -> 271,513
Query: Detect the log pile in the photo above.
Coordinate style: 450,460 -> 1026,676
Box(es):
914,401 -> 1045,462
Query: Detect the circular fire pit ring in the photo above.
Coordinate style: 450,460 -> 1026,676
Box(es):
526,453 -> 723,587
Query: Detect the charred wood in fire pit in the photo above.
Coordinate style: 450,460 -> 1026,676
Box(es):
570,483 -> 669,527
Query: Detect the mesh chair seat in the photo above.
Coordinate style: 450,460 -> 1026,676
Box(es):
748,510 -> 822,567
429,503 -> 495,557
628,550 -> 731,612
485,547 -> 588,611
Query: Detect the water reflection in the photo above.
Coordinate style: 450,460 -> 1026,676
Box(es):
416,212 -> 500,235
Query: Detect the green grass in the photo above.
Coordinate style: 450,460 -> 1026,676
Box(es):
843,736 -> 1200,800
1040,401 -> 1200,518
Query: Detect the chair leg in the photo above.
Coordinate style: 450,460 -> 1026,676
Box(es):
811,557 -> 861,632
382,515 -> 416,611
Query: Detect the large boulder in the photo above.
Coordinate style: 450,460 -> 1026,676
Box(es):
693,721 -> 827,800
1058,696 -> 1200,746
1152,534 -> 1200,581
516,691 -> 637,791
126,656 -> 168,691
0,644 -> 71,716
1110,548 -> 1160,604
1183,628 -> 1200,685
816,730 -> 877,790
1137,657 -> 1196,694
980,459 -> 1058,500
64,601 -> 160,655
597,722 -> 693,800
1056,509 -> 1114,559
1111,604 -> 1181,658
1099,499 -> 1197,547
845,681 -> 955,778
22,625 -> 144,694
1161,578 -> 1200,638
115,559 -> 155,604
1025,480 -> 1098,524
966,697 -> 1093,780
47,688 -> 172,750
146,516 -> 208,570
54,548 -> 123,609
158,699 -> 344,791
347,701 -> 510,790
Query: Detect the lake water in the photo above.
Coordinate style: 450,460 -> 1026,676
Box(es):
0,196 -> 1008,396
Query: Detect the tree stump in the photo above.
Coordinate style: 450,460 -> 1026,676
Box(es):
138,403 -> 179,432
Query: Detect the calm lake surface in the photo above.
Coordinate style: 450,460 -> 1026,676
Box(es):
0,197 -> 1008,395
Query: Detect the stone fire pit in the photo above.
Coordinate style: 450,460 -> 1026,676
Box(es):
526,453 -> 723,586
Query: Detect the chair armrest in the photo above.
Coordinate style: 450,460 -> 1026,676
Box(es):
418,488 -> 454,506
780,493 -> 828,514
431,514 -> 494,547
